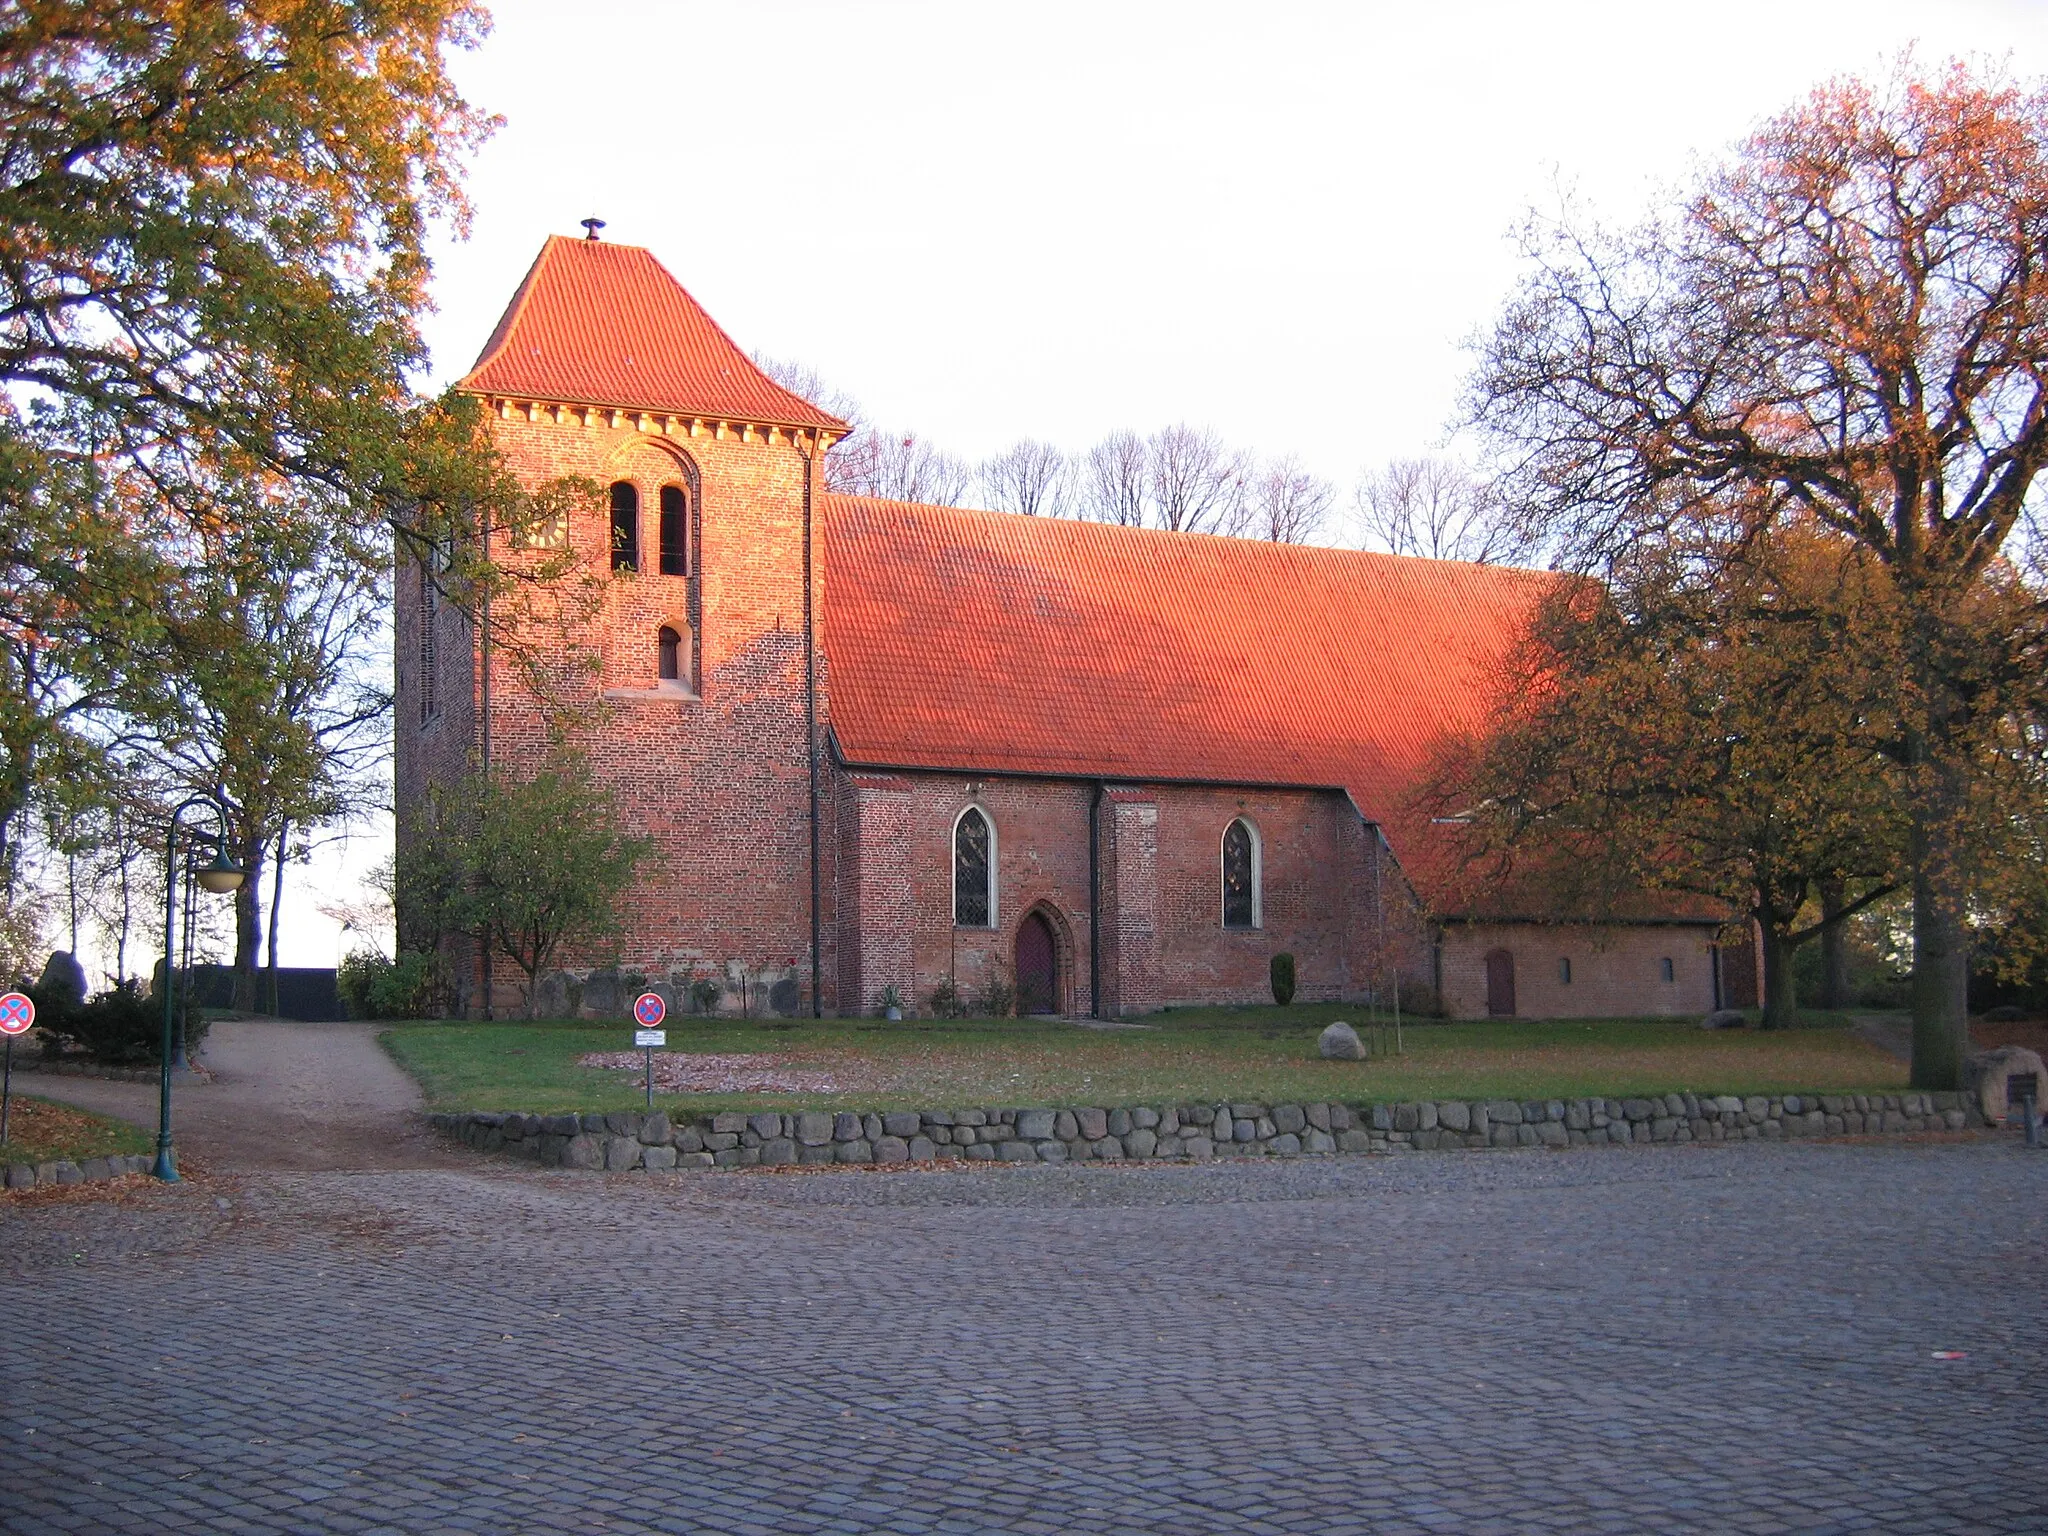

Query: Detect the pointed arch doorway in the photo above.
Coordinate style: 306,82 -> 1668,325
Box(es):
1016,910 -> 1059,1016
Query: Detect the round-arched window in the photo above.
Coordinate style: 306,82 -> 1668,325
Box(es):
657,625 -> 681,681
954,806 -> 993,928
609,481 -> 639,571
1222,818 -> 1259,929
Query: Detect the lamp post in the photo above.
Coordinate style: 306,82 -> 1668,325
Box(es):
155,794 -> 245,1182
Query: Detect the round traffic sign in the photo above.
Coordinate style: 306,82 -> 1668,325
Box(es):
632,992 -> 667,1028
0,992 -> 34,1035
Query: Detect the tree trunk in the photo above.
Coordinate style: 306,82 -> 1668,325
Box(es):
1910,852 -> 1971,1090
265,822 -> 287,1016
1906,725 -> 1972,1090
231,831 -> 265,1013
1817,878 -> 1849,1012
1759,923 -> 1798,1031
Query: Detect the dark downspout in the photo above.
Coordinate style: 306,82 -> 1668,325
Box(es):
799,433 -> 824,1018
478,511 -> 494,1021
1088,780 -> 1102,1018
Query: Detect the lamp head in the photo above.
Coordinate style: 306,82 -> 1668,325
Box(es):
196,848 -> 246,895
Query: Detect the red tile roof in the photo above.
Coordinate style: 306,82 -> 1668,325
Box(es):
460,236 -> 847,431
823,495 -> 1565,907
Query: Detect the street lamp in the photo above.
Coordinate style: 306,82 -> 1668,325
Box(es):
155,794 -> 244,1182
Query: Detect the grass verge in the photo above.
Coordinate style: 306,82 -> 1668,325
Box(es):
380,1003 -> 1910,1114
0,1093 -> 153,1168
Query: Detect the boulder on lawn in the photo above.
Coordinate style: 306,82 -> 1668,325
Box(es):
36,950 -> 86,1011
1965,1046 -> 2047,1126
1318,1021 -> 1365,1060
1698,1009 -> 1747,1030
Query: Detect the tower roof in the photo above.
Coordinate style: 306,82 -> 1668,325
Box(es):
459,235 -> 848,431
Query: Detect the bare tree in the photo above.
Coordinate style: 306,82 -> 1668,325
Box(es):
830,431 -> 973,506
1354,458 -> 1530,564
1079,431 -> 1148,526
750,353 -> 866,430
1246,456 -> 1335,544
978,440 -> 1071,517
1148,424 -> 1247,535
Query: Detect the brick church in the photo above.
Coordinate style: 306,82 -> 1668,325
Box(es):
397,230 -> 1743,1022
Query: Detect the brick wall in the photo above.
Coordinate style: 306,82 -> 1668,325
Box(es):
1438,921 -> 1720,1020
823,770 -> 1434,1018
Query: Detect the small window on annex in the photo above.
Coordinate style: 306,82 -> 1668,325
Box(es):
610,481 -> 639,572
1222,818 -> 1259,929
1660,956 -> 1675,984
658,485 -> 689,576
954,806 -> 994,928
658,625 -> 682,682
1558,957 -> 1573,984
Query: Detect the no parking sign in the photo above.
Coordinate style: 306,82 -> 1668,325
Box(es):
632,993 -> 666,1108
0,992 -> 33,1035
0,990 -> 28,1145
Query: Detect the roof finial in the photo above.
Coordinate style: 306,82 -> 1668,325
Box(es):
580,216 -> 606,241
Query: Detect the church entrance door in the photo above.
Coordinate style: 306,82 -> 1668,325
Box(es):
1484,948 -> 1516,1017
1016,912 -> 1058,1015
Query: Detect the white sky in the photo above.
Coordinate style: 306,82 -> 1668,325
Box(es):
247,0 -> 2048,972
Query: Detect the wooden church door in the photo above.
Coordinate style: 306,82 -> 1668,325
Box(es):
1016,912 -> 1058,1015
1484,948 -> 1516,1017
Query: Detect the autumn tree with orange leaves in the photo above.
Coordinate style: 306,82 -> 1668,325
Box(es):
1468,59 -> 2048,1087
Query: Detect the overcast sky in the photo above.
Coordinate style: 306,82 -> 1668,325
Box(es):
263,0 -> 2048,969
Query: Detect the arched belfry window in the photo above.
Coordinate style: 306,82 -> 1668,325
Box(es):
659,485 -> 688,576
1222,818 -> 1260,929
609,482 -> 639,572
657,625 -> 681,682
954,806 -> 994,928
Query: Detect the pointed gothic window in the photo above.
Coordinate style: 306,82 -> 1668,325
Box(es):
659,485 -> 688,576
954,806 -> 993,928
1222,818 -> 1258,929
658,625 -> 681,681
610,481 -> 639,571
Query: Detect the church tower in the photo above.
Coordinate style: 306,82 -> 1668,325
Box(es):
395,230 -> 848,1016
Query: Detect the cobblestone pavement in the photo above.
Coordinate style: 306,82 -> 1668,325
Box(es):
2,1140 -> 2042,1534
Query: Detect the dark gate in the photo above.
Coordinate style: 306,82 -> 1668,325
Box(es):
1016,911 -> 1058,1015
1484,948 -> 1516,1017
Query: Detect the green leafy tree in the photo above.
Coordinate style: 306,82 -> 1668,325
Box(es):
1432,525 -> 1912,1029
401,754 -> 648,1019
1467,60 -> 2048,1084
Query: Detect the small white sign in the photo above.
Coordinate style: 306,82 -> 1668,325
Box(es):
635,1029 -> 666,1048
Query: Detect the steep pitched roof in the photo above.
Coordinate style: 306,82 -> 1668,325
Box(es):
822,495 -> 1564,907
459,236 -> 847,431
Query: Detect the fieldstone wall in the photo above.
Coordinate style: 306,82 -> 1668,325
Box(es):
433,1088 -> 1989,1172
2,1153 -> 154,1191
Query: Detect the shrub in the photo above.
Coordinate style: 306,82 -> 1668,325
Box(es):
689,976 -> 723,1014
927,976 -> 964,1019
1270,952 -> 1296,1005
973,975 -> 1016,1019
338,949 -> 443,1021
32,979 -> 206,1066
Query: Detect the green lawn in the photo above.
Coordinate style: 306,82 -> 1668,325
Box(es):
0,1093 -> 154,1169
380,1002 -> 1910,1114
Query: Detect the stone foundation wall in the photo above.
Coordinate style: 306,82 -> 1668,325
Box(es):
3,1153 -> 154,1191
433,1088 -> 1989,1172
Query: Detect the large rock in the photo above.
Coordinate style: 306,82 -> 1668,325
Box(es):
37,951 -> 86,1011
579,968 -> 627,1018
1318,1021 -> 1364,1060
532,970 -> 576,1019
1965,1046 -> 2047,1125
1698,1009 -> 1746,1030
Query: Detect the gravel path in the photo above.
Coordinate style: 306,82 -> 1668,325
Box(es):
2,1139 -> 2042,1533
13,1018 -> 461,1172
